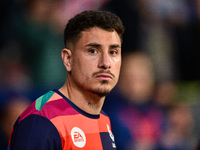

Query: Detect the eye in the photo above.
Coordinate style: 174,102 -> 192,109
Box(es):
88,49 -> 98,54
109,50 -> 117,55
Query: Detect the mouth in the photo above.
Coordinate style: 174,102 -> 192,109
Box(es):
92,71 -> 115,81
95,73 -> 113,81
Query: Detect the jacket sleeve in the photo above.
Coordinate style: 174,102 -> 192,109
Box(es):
9,114 -> 62,150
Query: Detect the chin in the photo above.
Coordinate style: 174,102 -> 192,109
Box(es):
90,87 -> 111,97
95,90 -> 111,97
89,80 -> 115,97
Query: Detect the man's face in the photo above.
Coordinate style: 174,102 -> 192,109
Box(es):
69,27 -> 121,97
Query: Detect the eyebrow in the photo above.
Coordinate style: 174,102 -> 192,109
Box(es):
85,43 -> 101,48
85,43 -> 121,49
110,44 -> 121,49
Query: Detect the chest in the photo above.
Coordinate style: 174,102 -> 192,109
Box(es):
50,114 -> 116,150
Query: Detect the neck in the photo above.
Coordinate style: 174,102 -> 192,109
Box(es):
59,81 -> 105,115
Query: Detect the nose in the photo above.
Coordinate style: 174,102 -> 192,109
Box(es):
98,52 -> 111,69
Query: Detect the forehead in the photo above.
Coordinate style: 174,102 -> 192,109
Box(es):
76,27 -> 121,47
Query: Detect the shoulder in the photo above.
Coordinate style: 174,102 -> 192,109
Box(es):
18,90 -> 71,122
10,114 -> 62,150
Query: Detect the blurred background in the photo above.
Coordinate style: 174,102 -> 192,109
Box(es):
1,0 -> 200,149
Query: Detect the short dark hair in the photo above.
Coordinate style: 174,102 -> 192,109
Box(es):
64,10 -> 125,49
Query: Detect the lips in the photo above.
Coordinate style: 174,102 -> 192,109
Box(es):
95,73 -> 113,80
92,70 -> 115,81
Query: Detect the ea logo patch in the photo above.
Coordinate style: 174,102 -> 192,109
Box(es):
71,127 -> 86,148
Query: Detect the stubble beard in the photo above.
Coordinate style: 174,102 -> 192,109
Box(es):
90,70 -> 116,97
89,80 -> 111,97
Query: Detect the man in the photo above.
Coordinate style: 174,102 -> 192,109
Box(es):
8,10 -> 125,150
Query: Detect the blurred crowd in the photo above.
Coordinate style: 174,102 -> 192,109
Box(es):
1,0 -> 200,149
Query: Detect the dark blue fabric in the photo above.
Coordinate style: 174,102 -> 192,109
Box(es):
100,132 -> 116,150
10,114 -> 62,150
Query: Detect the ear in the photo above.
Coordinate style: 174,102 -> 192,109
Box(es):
61,48 -> 72,71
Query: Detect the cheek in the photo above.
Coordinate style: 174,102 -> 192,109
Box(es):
113,59 -> 121,75
72,58 -> 91,80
